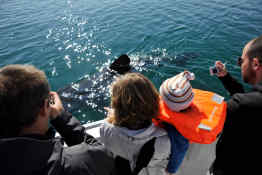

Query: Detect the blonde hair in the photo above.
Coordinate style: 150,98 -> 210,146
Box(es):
108,73 -> 159,130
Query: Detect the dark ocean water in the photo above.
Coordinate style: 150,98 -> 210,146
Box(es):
1,0 -> 262,123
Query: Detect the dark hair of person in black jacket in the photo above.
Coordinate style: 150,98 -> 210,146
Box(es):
0,64 -> 51,138
246,36 -> 262,63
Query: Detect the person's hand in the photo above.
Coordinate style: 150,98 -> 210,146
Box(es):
215,61 -> 227,77
104,107 -> 114,117
49,91 -> 65,120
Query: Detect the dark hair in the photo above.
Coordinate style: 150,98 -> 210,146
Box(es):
0,65 -> 50,138
108,73 -> 159,130
247,35 -> 262,62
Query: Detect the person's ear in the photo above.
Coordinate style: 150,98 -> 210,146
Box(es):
252,58 -> 261,71
39,99 -> 50,118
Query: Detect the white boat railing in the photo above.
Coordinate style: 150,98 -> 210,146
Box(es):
55,119 -> 105,139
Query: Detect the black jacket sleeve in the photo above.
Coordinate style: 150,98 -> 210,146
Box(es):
50,111 -> 94,146
217,73 -> 245,124
218,73 -> 245,96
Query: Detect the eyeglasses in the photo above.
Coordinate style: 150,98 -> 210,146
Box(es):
237,57 -> 243,67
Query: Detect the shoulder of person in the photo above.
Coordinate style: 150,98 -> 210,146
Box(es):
230,90 -> 262,106
226,90 -> 262,121
62,143 -> 114,175
152,134 -> 171,158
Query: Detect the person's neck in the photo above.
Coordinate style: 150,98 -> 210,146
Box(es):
19,116 -> 48,136
20,126 -> 46,136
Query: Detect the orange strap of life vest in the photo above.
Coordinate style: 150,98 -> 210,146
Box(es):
154,88 -> 227,144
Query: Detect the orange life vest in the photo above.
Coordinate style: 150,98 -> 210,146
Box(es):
154,88 -> 227,144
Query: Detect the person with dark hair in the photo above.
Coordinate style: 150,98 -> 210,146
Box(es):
209,35 -> 262,174
100,73 -> 171,175
0,65 -> 52,138
0,64 -> 117,175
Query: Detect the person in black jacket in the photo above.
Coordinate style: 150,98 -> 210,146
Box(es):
0,64 -> 116,175
209,35 -> 262,174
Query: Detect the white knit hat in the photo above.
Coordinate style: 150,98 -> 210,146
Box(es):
160,71 -> 195,112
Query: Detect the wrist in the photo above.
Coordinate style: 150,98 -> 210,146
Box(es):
50,108 -> 65,120
217,71 -> 228,78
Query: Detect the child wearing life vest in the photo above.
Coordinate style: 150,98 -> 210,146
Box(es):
157,71 -> 226,174
159,71 -> 194,174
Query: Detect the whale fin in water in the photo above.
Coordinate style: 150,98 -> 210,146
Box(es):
109,54 -> 131,74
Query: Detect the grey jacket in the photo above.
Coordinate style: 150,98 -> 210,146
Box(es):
100,121 -> 171,175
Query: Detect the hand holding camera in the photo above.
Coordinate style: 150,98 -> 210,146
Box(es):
210,61 -> 227,77
49,91 -> 65,120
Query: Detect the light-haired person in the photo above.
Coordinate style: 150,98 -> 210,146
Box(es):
100,72 -> 171,175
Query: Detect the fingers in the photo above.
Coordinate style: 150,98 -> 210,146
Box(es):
49,91 -> 65,120
104,107 -> 114,117
215,61 -> 224,69
104,107 -> 110,110
214,60 -> 228,77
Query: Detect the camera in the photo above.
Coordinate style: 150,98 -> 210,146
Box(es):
209,66 -> 219,76
48,94 -> 55,105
